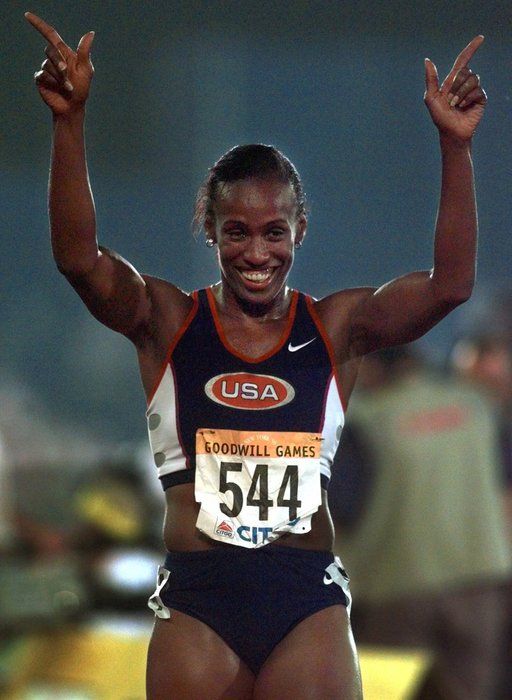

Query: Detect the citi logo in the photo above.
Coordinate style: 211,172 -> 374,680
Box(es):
215,520 -> 235,538
204,373 -> 295,410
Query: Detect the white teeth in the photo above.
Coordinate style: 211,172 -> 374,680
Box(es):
241,270 -> 271,282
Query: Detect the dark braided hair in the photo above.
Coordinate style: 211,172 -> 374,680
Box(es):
192,144 -> 307,236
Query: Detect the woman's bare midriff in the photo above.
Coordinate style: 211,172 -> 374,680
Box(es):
163,482 -> 335,552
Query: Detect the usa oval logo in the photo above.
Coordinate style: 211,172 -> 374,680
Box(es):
204,373 -> 295,410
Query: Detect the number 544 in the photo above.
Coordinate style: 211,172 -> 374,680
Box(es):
219,462 -> 301,522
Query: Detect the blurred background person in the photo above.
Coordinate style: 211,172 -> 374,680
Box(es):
329,345 -> 512,700
450,331 -> 512,698
0,375 -> 162,696
450,332 -> 512,512
71,457 -> 163,611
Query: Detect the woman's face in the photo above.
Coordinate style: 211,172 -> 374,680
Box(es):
206,178 -> 306,310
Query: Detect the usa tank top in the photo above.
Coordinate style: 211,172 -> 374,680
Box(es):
146,287 -> 345,491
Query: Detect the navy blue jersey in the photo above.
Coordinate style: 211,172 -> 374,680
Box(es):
146,288 -> 345,490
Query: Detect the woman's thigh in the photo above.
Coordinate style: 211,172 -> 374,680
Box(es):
253,605 -> 362,700
146,612 -> 255,700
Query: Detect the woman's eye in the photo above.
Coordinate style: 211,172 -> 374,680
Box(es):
268,229 -> 285,238
226,229 -> 245,239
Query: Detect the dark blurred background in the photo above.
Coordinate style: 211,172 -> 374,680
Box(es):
3,0 -> 511,443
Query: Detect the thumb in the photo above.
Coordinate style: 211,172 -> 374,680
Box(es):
77,31 -> 95,63
424,58 -> 439,98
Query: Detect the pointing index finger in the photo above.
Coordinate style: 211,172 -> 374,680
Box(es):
452,35 -> 484,70
24,11 -> 70,52
441,35 -> 484,94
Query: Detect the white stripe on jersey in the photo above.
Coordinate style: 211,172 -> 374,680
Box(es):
146,365 -> 187,478
319,375 -> 345,481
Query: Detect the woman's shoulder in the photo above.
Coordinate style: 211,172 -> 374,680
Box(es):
143,275 -> 196,309
140,275 -> 198,342
311,286 -> 377,314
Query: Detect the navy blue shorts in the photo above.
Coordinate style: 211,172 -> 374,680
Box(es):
148,545 -> 351,674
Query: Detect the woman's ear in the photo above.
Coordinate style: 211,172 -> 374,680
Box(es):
295,214 -> 307,247
204,216 -> 217,247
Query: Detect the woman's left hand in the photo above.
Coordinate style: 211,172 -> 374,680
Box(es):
424,36 -> 487,142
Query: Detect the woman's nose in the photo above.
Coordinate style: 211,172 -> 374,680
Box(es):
243,237 -> 270,265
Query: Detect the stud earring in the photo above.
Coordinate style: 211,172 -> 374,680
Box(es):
205,238 -> 215,248
294,241 -> 303,250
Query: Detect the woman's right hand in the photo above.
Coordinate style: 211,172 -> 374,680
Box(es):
25,12 -> 95,116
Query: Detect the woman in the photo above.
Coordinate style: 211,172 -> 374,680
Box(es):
26,12 -> 486,699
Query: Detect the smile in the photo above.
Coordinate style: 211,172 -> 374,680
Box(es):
239,269 -> 274,284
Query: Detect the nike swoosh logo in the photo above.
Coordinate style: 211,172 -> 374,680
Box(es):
288,338 -> 316,352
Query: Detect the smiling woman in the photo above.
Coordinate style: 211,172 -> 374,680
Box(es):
206,174 -> 306,315
25,8 -> 488,699
196,145 -> 307,315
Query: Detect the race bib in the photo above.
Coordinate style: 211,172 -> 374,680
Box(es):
195,428 -> 322,548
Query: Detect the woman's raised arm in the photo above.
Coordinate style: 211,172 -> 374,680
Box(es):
25,12 -> 181,343
341,37 -> 487,357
